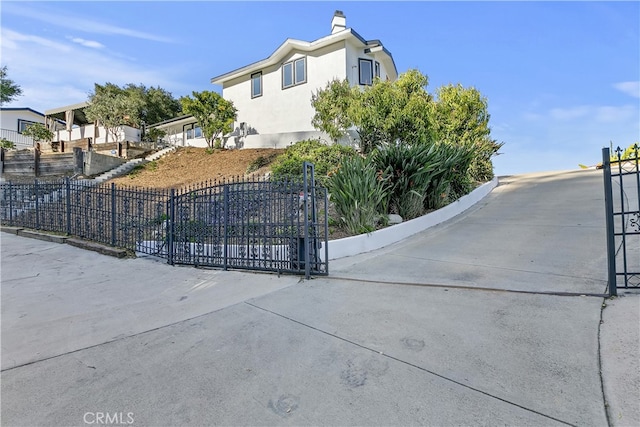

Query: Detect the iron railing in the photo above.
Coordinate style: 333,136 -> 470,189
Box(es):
603,144 -> 640,296
0,165 -> 328,277
0,129 -> 35,149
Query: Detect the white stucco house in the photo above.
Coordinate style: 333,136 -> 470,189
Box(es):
149,114 -> 207,148
0,107 -> 50,148
152,10 -> 398,149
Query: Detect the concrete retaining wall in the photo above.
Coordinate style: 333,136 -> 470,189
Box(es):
84,151 -> 127,176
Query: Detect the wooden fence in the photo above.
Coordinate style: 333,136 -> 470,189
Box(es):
1,148 -> 79,177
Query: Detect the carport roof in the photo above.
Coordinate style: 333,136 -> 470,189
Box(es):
44,102 -> 90,126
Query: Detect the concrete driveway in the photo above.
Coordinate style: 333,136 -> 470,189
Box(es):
1,169 -> 638,426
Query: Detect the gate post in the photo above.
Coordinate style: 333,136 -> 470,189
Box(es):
66,177 -> 71,235
602,147 -> 617,297
111,183 -> 117,246
34,179 -> 40,229
8,181 -> 13,226
223,185 -> 229,271
302,162 -> 312,279
168,189 -> 175,265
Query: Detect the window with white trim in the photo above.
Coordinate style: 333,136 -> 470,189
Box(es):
359,58 -> 373,86
18,119 -> 38,134
184,123 -> 202,140
251,72 -> 262,98
282,57 -> 307,89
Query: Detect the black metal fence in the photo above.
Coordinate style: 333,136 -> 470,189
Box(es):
0,163 -> 328,277
603,144 -> 640,296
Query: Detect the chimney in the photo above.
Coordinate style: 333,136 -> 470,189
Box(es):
331,10 -> 346,34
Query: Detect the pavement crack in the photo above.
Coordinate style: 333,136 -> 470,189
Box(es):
1,273 -> 41,283
598,298 -> 614,427
324,275 -> 608,298
245,301 -> 577,427
75,358 -> 97,370
386,253 -> 608,284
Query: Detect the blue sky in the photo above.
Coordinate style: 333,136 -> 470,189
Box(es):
1,1 -> 638,176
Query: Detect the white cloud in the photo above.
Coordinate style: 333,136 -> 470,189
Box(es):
522,112 -> 543,121
545,104 -> 638,124
549,106 -> 590,121
68,37 -> 105,49
613,81 -> 640,98
1,27 -> 183,113
3,3 -> 174,43
2,28 -> 72,53
595,105 -> 637,123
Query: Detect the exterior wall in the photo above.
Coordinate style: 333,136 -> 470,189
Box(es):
0,109 -> 45,132
345,39 -> 394,84
0,109 -> 46,148
235,129 -> 358,150
52,125 -> 140,144
219,37 -> 395,150
154,118 -> 208,148
223,41 -> 347,139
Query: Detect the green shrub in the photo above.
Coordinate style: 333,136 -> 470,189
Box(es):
467,139 -> 504,182
327,155 -> 388,234
424,142 -> 475,210
271,139 -> 356,184
246,152 -> 279,174
372,143 -> 444,219
0,138 -> 15,149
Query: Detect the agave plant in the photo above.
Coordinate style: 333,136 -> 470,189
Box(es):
327,155 -> 388,234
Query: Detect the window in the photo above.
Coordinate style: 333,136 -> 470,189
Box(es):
282,57 -> 306,89
359,58 -> 373,86
184,123 -> 202,140
375,61 -> 381,79
251,72 -> 262,98
294,58 -> 306,84
18,119 -> 37,134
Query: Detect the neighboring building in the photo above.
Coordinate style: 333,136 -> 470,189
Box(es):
45,102 -> 141,145
153,11 -> 397,150
0,107 -> 49,148
211,10 -> 397,149
149,115 -> 207,148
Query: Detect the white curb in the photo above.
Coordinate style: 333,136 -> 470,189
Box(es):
327,177 -> 499,260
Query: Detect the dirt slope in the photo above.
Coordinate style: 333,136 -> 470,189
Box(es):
109,147 -> 284,189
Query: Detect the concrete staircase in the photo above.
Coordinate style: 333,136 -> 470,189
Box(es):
93,146 -> 177,184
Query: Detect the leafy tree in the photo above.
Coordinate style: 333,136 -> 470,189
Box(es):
22,123 -> 54,148
144,127 -> 167,143
311,69 -> 434,153
311,79 -> 355,142
0,66 -> 23,105
180,91 -> 237,149
429,84 -> 503,181
85,83 -> 143,143
124,83 -> 182,125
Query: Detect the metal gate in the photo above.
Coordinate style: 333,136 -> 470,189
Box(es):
165,162 -> 328,278
603,145 -> 640,296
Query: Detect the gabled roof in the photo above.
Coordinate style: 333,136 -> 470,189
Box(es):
0,107 -> 45,117
211,28 -> 397,85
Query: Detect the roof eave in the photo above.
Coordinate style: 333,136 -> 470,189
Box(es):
0,107 -> 45,117
211,28 -> 369,85
44,102 -> 90,116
